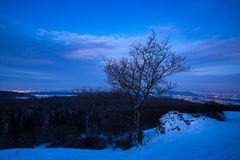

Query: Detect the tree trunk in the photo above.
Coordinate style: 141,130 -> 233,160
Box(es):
134,108 -> 143,145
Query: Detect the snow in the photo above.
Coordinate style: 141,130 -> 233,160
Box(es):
1,111 -> 240,160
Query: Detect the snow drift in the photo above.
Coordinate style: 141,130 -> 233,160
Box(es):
0,111 -> 240,160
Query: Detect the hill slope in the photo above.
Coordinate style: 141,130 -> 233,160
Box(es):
0,111 -> 239,160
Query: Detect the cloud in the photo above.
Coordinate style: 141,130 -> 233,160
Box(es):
0,66 -> 56,80
0,17 -> 68,62
191,64 -> 240,76
1,17 -> 240,91
36,29 -> 139,60
0,56 -> 54,66
177,38 -> 240,67
1,17 -> 240,66
1,17 -> 130,62
0,17 -> 140,85
38,29 -> 119,45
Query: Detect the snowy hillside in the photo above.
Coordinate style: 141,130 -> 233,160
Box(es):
0,111 -> 240,160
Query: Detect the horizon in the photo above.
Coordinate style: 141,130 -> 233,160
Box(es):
0,0 -> 240,93
2,88 -> 240,95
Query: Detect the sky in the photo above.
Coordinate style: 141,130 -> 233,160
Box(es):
0,0 -> 240,93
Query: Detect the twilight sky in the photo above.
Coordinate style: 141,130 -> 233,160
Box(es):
0,0 -> 240,93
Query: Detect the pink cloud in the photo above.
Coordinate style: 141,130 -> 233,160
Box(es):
37,29 -> 141,60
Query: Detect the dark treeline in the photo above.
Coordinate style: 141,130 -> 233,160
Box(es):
0,91 -> 239,150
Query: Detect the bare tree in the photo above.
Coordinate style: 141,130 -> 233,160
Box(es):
104,31 -> 189,145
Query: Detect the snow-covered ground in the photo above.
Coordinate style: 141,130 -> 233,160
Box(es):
0,111 -> 240,160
